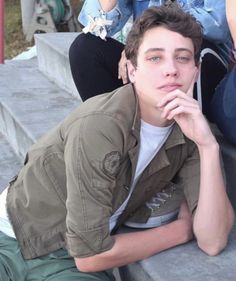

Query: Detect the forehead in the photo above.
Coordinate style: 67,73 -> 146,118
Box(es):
138,26 -> 194,54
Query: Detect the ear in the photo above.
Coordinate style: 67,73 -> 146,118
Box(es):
126,60 -> 137,83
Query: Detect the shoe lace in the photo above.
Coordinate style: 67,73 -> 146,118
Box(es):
146,184 -> 176,212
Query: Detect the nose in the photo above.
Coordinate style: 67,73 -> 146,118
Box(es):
162,60 -> 178,77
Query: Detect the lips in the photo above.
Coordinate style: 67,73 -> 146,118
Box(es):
158,84 -> 182,92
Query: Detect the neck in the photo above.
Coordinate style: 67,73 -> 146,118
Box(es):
133,85 -> 174,127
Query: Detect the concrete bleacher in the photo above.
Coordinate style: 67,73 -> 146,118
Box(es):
0,32 -> 235,281
0,57 -> 79,158
119,224 -> 236,281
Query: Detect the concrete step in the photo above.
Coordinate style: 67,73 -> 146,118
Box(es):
119,223 -> 236,281
0,58 -> 81,159
35,32 -> 80,99
0,132 -> 22,193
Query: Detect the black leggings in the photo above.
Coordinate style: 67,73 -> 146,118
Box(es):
69,33 -> 227,120
69,33 -> 124,101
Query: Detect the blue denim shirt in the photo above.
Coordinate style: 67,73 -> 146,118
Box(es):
79,0 -> 232,63
79,1 -> 163,37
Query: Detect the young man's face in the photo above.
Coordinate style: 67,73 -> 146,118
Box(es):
127,26 -> 198,123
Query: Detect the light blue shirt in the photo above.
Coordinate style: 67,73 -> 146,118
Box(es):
79,0 -> 232,64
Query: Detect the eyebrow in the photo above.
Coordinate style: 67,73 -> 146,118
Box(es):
144,48 -> 193,55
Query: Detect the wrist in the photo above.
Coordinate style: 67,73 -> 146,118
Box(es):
198,141 -> 220,157
197,135 -> 219,152
100,0 -> 117,12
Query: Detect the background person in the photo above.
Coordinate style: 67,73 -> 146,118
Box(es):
210,0 -> 236,144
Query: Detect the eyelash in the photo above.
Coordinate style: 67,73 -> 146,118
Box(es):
147,56 -> 160,62
176,56 -> 190,62
147,56 -> 190,63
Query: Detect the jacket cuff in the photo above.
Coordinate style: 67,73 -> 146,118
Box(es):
66,228 -> 115,257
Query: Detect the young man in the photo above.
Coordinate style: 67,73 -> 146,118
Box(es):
0,5 -> 234,281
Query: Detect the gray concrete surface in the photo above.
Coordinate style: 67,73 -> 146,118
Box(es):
35,32 -> 80,98
0,58 -> 80,158
119,223 -> 236,281
0,132 -> 22,193
20,0 -> 35,35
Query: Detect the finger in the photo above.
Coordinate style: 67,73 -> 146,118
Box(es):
122,76 -> 128,84
158,89 -> 195,108
161,98 -> 198,119
166,105 -> 200,120
161,96 -> 197,113
118,60 -> 123,76
118,63 -> 121,79
118,66 -> 126,81
118,51 -> 126,79
120,65 -> 128,84
118,64 -> 128,84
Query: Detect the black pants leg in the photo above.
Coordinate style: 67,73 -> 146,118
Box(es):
69,33 -> 124,101
196,39 -> 227,121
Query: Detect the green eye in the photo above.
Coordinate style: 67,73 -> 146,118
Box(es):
148,56 -> 161,62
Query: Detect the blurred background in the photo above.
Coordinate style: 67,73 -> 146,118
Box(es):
5,0 -> 84,59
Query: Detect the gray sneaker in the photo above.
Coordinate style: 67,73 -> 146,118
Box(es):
124,182 -> 184,228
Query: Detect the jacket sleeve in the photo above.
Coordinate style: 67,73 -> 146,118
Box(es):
181,0 -> 230,43
64,115 -> 124,257
78,0 -> 133,38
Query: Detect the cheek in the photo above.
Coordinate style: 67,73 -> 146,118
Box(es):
138,67 -> 159,82
183,66 -> 197,81
135,72 -> 155,90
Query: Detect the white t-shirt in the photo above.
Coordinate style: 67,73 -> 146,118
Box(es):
0,186 -> 15,238
109,120 -> 173,231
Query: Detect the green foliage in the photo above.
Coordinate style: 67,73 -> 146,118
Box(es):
5,0 -> 32,59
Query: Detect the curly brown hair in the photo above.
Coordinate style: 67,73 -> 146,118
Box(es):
125,3 -> 203,66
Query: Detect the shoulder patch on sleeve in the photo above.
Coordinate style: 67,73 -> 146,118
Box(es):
103,151 -> 121,176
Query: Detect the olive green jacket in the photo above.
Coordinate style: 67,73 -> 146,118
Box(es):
7,84 -> 200,259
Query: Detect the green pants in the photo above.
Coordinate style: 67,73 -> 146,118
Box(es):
0,232 -> 115,281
